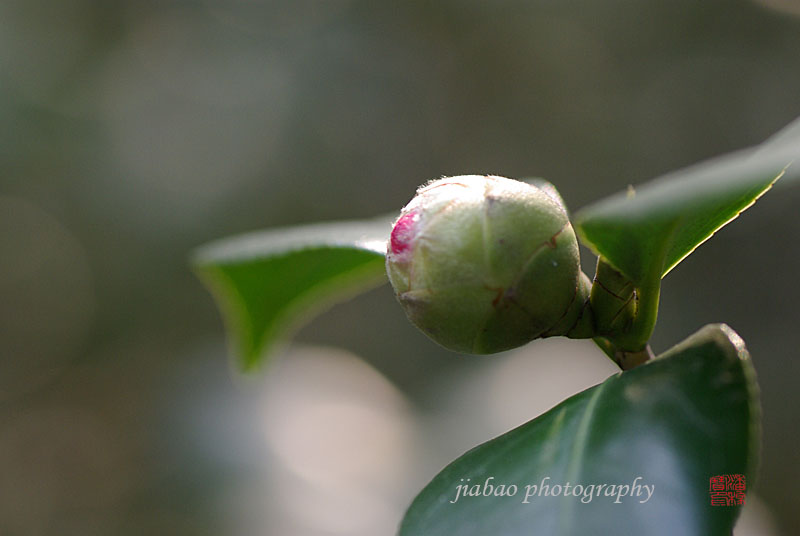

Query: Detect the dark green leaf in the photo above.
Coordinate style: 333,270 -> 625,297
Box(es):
400,324 -> 760,536
574,117 -> 800,284
192,216 -> 391,370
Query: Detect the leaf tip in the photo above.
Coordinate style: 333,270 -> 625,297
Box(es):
689,323 -> 750,363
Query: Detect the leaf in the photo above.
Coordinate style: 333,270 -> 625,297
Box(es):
399,324 -> 760,536
574,116 -> 800,284
192,216 -> 392,370
764,114 -> 800,147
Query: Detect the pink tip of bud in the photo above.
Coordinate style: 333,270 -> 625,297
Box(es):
390,211 -> 420,256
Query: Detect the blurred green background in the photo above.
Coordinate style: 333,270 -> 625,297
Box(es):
1,1 -> 799,534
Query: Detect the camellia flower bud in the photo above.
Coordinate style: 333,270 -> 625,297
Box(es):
386,175 -> 591,354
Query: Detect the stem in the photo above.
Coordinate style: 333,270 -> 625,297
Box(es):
616,344 -> 655,370
614,272 -> 661,351
592,337 -> 654,370
589,257 -> 662,353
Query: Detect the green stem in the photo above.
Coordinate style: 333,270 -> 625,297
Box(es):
593,337 -> 654,370
589,257 -> 661,354
623,273 -> 661,350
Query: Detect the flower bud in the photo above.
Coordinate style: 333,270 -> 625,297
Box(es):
386,175 -> 589,354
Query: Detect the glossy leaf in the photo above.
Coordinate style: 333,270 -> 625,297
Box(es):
574,116 -> 800,284
400,324 -> 760,536
192,216 -> 391,370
